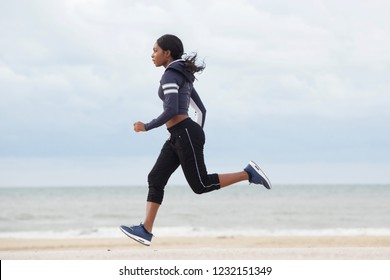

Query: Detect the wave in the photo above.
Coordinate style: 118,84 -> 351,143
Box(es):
1,227 -> 390,239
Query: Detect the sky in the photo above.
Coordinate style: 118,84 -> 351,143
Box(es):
1,0 -> 390,186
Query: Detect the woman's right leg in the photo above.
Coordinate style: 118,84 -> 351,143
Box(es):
144,140 -> 180,233
143,201 -> 160,233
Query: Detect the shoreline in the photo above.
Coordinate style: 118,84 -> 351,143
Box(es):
1,236 -> 390,260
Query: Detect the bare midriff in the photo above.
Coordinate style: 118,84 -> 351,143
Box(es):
166,114 -> 189,128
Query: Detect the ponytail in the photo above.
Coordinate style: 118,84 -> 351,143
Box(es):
183,53 -> 206,74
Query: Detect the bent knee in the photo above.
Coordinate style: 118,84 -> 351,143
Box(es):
191,186 -> 205,195
189,182 -> 220,195
187,174 -> 221,195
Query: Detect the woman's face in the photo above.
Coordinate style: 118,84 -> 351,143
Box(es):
151,43 -> 171,68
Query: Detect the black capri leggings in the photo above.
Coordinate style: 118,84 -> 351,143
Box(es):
147,118 -> 221,204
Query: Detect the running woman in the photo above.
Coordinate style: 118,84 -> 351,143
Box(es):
120,34 -> 271,246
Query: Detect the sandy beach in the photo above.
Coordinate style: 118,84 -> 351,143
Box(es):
1,236 -> 390,260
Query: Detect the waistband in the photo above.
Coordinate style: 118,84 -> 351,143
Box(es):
167,117 -> 193,133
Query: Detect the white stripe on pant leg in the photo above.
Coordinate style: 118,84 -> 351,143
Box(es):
185,128 -> 220,189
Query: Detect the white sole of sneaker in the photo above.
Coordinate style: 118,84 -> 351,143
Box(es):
120,226 -> 151,246
250,161 -> 272,189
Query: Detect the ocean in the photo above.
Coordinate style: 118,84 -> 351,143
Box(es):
0,184 -> 389,238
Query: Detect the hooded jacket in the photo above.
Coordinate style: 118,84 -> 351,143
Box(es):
144,59 -> 207,131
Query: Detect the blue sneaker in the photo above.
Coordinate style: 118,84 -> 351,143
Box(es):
120,224 -> 153,246
244,161 -> 272,189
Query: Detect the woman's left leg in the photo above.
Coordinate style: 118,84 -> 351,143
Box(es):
176,120 -> 249,194
175,123 -> 220,194
218,171 -> 249,188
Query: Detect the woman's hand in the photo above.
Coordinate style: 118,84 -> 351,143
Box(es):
133,121 -> 146,132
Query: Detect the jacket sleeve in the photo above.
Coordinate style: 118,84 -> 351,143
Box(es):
190,87 -> 206,128
144,72 -> 183,131
144,84 -> 179,131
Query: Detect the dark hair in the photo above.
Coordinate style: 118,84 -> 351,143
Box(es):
156,34 -> 205,74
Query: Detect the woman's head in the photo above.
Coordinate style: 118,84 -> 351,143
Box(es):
156,34 -> 184,60
152,34 -> 205,73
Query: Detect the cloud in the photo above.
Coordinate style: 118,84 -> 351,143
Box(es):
1,0 -> 390,184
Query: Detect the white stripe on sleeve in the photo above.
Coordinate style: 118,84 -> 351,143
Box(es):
162,83 -> 179,95
161,83 -> 179,90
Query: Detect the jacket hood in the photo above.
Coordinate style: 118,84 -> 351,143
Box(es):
166,59 -> 195,83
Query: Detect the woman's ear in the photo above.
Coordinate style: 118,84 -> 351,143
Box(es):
164,50 -> 171,58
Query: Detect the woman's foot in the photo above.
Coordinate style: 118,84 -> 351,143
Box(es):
244,161 -> 272,189
120,224 -> 153,246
